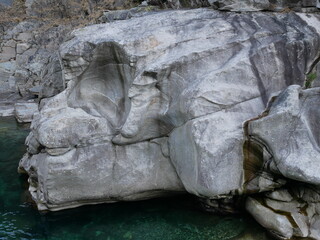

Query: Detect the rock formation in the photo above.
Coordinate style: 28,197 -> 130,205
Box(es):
18,6 -> 320,218
0,0 -> 319,239
211,0 -> 320,12
247,184 -> 320,239
245,86 -> 320,239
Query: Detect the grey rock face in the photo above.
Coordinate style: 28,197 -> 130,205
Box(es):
0,17 -> 70,118
145,0 -> 320,11
0,61 -> 16,93
247,86 -> 320,185
147,0 -> 210,8
20,137 -> 183,211
212,0 -> 320,12
245,85 -> 320,239
98,6 -> 160,23
0,0 -> 12,6
247,184 -> 320,239
14,101 -> 39,123
19,9 -> 320,211
39,55 -> 64,99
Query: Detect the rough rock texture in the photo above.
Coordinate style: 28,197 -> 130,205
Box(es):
38,54 -> 64,99
0,1 -> 73,119
98,5 -> 161,23
0,20 -> 69,98
18,9 -> 320,211
146,0 -> 320,11
24,0 -> 131,18
212,0 -> 320,12
0,0 -> 12,6
247,184 -> 320,240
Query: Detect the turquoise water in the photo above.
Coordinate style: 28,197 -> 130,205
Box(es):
0,117 -> 274,240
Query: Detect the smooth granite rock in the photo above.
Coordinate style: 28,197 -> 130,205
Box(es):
247,86 -> 320,185
19,9 -> 320,210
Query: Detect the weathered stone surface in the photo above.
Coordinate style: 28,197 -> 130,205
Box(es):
212,0 -> 320,11
0,61 -> 16,93
39,55 -> 64,99
0,92 -> 29,117
247,184 -> 320,240
248,86 -> 320,185
14,101 -> 39,123
0,0 -> 13,6
0,103 -> 14,117
147,0 -> 210,9
146,0 -> 320,11
0,45 -> 16,62
20,138 -> 184,211
19,9 -> 320,211
16,43 -> 31,55
245,85 -> 320,239
0,17 -> 70,116
246,196 -> 294,239
98,6 -> 160,23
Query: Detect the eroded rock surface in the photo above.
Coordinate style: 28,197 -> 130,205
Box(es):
19,9 -> 320,211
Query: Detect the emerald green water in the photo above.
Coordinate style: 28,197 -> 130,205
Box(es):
0,117 -> 274,240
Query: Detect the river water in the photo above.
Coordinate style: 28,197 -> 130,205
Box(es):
0,117 -> 274,240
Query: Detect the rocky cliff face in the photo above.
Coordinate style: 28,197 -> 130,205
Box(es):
0,0 -> 128,121
16,7 -> 320,238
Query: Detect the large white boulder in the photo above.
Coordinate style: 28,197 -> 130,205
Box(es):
19,9 -> 320,210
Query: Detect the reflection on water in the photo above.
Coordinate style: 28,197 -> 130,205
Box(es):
0,117 -> 274,240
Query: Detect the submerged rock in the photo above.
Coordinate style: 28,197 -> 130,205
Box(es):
18,8 -> 320,211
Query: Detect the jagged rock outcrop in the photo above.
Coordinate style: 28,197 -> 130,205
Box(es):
18,8 -> 320,212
